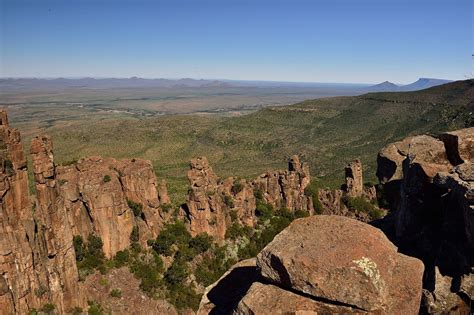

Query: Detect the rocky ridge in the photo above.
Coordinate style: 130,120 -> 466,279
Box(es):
376,127 -> 474,313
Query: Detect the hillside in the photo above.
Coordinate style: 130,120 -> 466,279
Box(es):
42,80 -> 473,203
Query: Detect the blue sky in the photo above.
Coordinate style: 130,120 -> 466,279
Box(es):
1,0 -> 472,83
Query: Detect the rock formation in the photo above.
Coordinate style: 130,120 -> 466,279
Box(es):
0,110 -> 173,313
183,155 -> 313,240
31,135 -> 85,312
316,159 -> 380,222
376,127 -> 474,313
253,155 -> 313,213
56,155 -> 171,258
183,157 -> 257,240
198,215 -> 424,314
0,112 -> 86,314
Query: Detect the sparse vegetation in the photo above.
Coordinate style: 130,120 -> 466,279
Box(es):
342,195 -> 384,220
103,175 -> 111,183
110,288 -> 122,298
127,199 -> 143,217
87,300 -> 104,315
73,234 -> 107,279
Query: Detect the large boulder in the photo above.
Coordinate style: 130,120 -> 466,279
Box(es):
198,215 -> 424,314
257,215 -> 424,314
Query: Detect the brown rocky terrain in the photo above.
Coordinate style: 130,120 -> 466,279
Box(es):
375,127 -> 474,313
198,215 -> 424,314
182,155 -> 314,240
1,104 -> 472,314
0,112 -> 86,313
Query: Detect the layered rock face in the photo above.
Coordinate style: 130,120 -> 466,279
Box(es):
183,155 -> 313,240
184,157 -> 257,240
0,112 -> 85,314
253,155 -> 313,213
198,215 -> 424,314
31,136 -> 85,312
55,155 -> 171,258
0,110 -> 173,313
376,127 -> 474,313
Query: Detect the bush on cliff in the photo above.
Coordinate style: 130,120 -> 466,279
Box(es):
342,195 -> 384,220
127,199 -> 143,217
73,234 -> 106,279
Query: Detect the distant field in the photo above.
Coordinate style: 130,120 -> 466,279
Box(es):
11,80 -> 471,205
0,85 -> 363,138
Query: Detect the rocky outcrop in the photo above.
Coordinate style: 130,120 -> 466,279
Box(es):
376,127 -> 474,313
253,155 -> 313,213
0,112 -> 86,314
0,110 -> 173,313
345,159 -> 364,197
184,157 -> 257,240
31,135 -> 86,312
198,215 -> 424,314
0,110 -> 39,314
183,155 -> 313,240
56,155 -> 171,258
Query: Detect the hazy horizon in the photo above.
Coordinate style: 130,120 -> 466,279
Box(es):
1,0 -> 472,84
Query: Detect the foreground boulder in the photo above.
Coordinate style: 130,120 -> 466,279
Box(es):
198,215 -> 424,314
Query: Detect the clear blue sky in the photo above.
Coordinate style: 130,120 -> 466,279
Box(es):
1,0 -> 472,83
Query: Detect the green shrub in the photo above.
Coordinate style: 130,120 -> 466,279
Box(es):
98,278 -> 108,286
41,303 -> 55,314
151,221 -> 191,256
130,226 -> 139,243
304,183 -> 323,214
166,284 -> 201,311
129,252 -> 164,294
225,222 -> 252,240
342,195 -> 383,220
161,203 -> 173,213
231,180 -> 244,195
189,233 -> 213,254
73,235 -> 85,261
229,209 -> 238,221
127,199 -> 143,217
110,288 -> 122,298
195,246 -> 236,287
255,202 -> 273,221
294,209 -> 310,219
103,175 -> 111,183
253,188 -> 264,202
223,194 -> 234,208
87,300 -> 103,315
75,234 -> 106,279
114,249 -> 130,267
164,258 -> 189,288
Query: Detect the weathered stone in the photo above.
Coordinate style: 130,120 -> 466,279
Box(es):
198,258 -> 259,315
184,155 -> 312,240
439,127 -> 474,165
31,135 -> 86,312
235,282 -> 364,315
377,127 -> 474,315
257,215 -> 424,314
57,156 -> 171,257
345,159 -> 364,197
421,267 -> 468,314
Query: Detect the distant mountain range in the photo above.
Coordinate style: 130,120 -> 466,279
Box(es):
364,78 -> 453,92
0,77 -> 453,92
